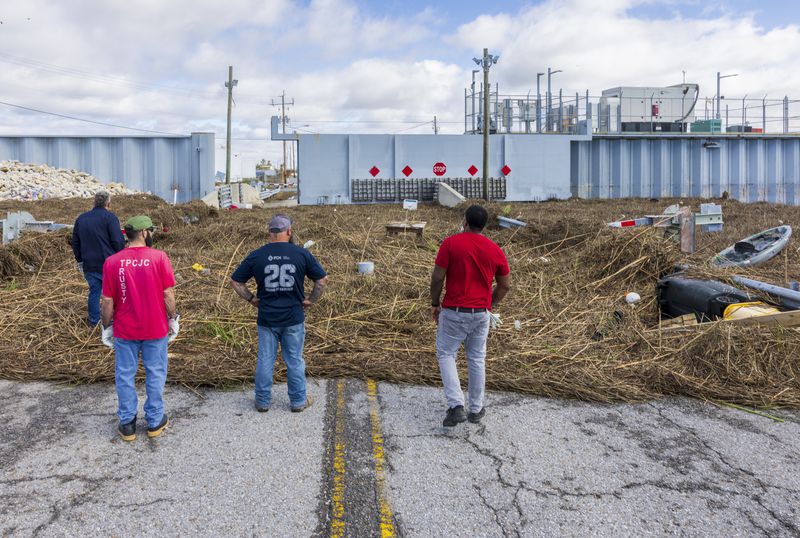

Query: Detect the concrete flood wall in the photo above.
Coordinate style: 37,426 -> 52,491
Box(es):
572,135 -> 800,204
0,133 -> 215,203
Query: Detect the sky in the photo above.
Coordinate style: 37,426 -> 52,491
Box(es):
0,0 -> 798,176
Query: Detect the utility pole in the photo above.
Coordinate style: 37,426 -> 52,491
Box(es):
224,66 -> 238,184
433,115 -> 439,134
536,72 -> 544,133
471,70 -> 479,133
547,67 -> 562,132
473,48 -> 499,201
271,91 -> 295,185
716,71 -> 738,121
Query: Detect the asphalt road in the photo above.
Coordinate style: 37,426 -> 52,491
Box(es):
1,378 -> 799,537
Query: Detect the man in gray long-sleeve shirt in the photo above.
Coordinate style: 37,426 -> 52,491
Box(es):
72,191 -> 125,326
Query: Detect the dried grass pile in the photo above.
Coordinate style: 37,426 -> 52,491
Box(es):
0,195 -> 798,407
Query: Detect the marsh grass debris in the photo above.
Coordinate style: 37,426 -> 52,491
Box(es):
0,195 -> 798,407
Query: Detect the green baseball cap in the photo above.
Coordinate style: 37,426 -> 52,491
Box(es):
125,215 -> 154,231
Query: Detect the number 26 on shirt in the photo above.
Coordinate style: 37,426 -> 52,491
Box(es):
264,264 -> 296,290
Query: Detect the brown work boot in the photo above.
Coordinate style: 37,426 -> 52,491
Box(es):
147,415 -> 169,438
291,394 -> 314,413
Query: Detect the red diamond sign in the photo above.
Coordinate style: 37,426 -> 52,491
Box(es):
402,165 -> 413,177
369,166 -> 380,177
467,165 -> 478,176
501,164 -> 512,176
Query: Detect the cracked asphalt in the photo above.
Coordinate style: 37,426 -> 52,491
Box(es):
2,378 -> 799,537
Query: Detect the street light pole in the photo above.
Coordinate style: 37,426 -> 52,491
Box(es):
536,72 -> 544,133
716,71 -> 738,121
474,48 -> 499,201
547,67 -> 562,132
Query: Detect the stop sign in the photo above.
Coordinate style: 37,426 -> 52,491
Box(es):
432,162 -> 447,176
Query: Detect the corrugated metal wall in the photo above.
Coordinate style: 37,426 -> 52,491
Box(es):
571,136 -> 800,204
0,133 -> 215,203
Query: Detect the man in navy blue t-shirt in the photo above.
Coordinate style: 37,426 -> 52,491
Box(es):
72,191 -> 125,326
230,214 -> 328,413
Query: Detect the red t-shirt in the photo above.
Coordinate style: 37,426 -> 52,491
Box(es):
435,232 -> 510,309
102,247 -> 176,340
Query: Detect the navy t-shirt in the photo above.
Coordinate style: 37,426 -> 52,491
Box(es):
231,242 -> 327,327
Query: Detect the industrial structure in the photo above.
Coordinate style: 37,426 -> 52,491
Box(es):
278,80 -> 800,206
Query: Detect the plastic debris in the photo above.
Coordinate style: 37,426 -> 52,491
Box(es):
191,263 -> 205,272
625,292 -> 641,304
357,261 -> 374,275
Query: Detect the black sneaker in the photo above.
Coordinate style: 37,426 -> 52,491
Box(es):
147,415 -> 169,438
291,395 -> 314,413
118,417 -> 136,442
443,405 -> 467,427
468,408 -> 486,423
255,403 -> 270,413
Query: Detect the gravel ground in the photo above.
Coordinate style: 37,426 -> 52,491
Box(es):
0,379 -> 326,537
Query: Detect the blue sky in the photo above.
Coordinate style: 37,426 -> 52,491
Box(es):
0,0 -> 798,172
355,0 -> 797,28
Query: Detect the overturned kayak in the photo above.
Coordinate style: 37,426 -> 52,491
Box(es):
711,225 -> 792,268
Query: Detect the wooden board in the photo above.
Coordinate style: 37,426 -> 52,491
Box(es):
658,314 -> 698,329
654,309 -> 800,332
385,221 -> 427,236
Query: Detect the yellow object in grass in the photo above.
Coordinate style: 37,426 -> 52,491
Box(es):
191,263 -> 205,272
723,302 -> 780,321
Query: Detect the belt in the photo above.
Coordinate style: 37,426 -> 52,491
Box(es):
445,306 -> 487,313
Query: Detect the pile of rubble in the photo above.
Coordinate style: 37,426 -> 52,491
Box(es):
0,161 -> 136,201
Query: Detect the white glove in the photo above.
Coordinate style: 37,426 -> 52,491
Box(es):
168,314 -> 180,343
489,312 -> 502,330
101,325 -> 114,348
77,261 -> 84,274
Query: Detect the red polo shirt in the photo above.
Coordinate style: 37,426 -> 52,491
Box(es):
102,246 -> 176,340
435,232 -> 509,309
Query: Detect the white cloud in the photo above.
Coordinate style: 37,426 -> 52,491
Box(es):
1,0 -> 799,174
448,0 -> 800,98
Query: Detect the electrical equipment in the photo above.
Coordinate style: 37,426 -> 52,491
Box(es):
599,84 -> 699,133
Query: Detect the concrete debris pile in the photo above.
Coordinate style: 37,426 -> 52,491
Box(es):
0,161 -> 136,201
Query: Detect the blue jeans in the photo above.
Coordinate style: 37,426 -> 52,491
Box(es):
255,323 -> 307,408
114,336 -> 169,428
84,271 -> 103,326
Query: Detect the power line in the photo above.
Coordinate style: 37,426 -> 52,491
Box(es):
391,121 -> 434,134
0,100 -> 182,135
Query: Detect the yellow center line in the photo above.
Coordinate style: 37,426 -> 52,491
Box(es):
330,379 -> 346,538
367,379 -> 396,538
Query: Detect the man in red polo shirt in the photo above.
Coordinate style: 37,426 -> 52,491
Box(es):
430,204 -> 511,427
100,215 -> 178,441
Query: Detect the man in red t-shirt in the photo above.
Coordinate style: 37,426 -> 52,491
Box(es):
100,215 -> 178,441
430,205 -> 511,427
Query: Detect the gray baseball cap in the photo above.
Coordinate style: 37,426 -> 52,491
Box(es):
268,214 -> 292,233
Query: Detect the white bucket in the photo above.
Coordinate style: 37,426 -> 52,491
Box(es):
357,261 -> 374,275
